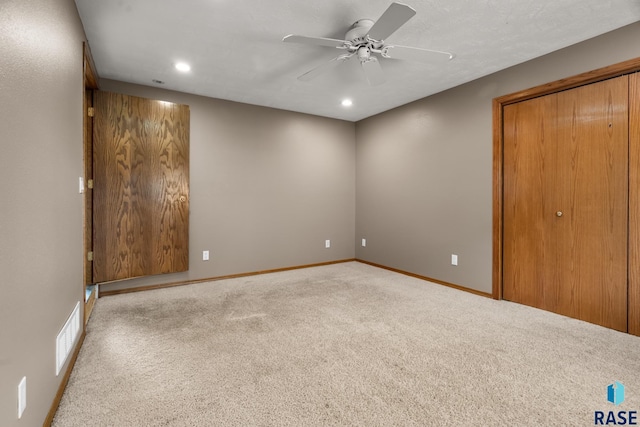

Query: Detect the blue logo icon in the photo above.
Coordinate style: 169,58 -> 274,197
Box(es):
608,381 -> 625,406
594,382 -> 636,425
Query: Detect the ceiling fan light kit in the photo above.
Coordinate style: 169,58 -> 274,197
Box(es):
283,2 -> 454,86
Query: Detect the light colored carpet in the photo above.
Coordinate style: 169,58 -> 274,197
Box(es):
53,262 -> 640,426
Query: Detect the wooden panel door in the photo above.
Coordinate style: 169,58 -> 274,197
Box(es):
503,94 -> 558,310
93,91 -> 190,282
503,76 -> 628,332
553,77 -> 628,331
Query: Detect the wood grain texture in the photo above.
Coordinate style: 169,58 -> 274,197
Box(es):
93,92 -> 189,282
495,57 -> 640,334
492,99 -> 503,300
494,56 -> 640,107
147,100 -> 190,275
629,72 -> 640,336
503,94 -> 557,310
554,77 -> 628,331
83,41 -> 99,90
501,77 -> 628,332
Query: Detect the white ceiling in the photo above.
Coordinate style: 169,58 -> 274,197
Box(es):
74,0 -> 640,122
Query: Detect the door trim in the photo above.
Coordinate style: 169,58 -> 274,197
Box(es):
492,56 -> 640,304
629,73 -> 640,336
83,41 -> 99,324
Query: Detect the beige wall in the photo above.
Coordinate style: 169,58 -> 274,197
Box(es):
2,1 -> 640,423
356,21 -> 640,294
0,0 -> 86,425
97,81 -> 356,293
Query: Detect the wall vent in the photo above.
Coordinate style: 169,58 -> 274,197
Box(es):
56,301 -> 81,376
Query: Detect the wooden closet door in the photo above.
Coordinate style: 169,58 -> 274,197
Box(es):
503,76 -> 628,332
554,76 -> 628,331
503,94 -> 558,310
630,72 -> 640,336
93,92 -> 190,282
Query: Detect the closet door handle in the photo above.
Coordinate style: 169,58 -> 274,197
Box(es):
556,211 -> 563,217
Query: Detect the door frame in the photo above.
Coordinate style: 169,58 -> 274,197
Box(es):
83,42 -> 99,323
492,56 -> 640,335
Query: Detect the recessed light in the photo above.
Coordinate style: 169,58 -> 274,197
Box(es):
175,62 -> 191,72
341,99 -> 353,107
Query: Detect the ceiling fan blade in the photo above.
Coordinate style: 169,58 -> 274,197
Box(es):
382,45 -> 455,62
283,34 -> 349,48
367,2 -> 416,42
361,57 -> 386,86
298,53 -> 354,82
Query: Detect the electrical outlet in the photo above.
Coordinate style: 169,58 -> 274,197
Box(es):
202,250 -> 209,261
451,254 -> 458,266
18,376 -> 26,419
361,238 -> 366,247
325,240 -> 331,248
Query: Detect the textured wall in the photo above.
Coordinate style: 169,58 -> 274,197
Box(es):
0,0 -> 85,425
98,81 -> 356,293
355,22 -> 640,294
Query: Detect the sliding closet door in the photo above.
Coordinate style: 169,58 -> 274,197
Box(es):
93,91 -> 190,282
503,76 -> 628,332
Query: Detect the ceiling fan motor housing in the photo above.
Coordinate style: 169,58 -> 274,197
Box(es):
345,19 -> 375,44
345,19 -> 385,58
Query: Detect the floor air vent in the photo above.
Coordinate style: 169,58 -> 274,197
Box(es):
56,301 -> 81,376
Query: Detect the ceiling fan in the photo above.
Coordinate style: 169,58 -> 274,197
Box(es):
283,2 -> 454,86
